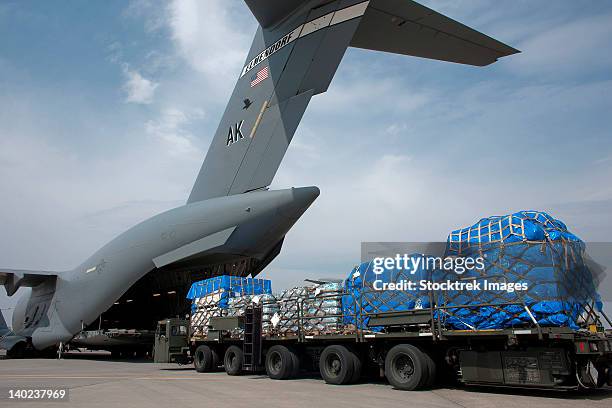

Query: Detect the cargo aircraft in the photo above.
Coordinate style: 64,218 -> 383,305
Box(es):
0,0 -> 518,357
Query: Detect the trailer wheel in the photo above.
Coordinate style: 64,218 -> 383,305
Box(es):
224,345 -> 244,376
385,344 -> 427,391
349,350 -> 362,384
290,348 -> 300,378
194,345 -> 217,373
419,348 -> 437,388
266,345 -> 297,380
320,345 -> 355,385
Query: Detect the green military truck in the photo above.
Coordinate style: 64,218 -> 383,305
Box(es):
153,318 -> 190,364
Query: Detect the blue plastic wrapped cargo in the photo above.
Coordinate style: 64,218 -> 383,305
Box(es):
342,256 -> 433,330
443,211 -> 599,330
343,211 -> 601,332
187,276 -> 272,311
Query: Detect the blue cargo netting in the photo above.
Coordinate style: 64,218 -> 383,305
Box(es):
187,276 -> 272,311
447,210 -> 582,255
187,276 -> 272,299
342,211 -> 601,332
342,256 -> 433,330
443,211 -> 599,330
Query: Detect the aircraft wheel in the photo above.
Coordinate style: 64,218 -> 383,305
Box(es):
6,342 -> 26,359
224,345 -> 244,376
385,344 -> 427,391
319,345 -> 355,385
265,345 -> 297,380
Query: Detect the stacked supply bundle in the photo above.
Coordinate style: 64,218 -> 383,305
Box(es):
186,276 -> 272,337
343,257 -> 432,332
266,282 -> 344,336
261,294 -> 280,333
443,210 -> 600,330
303,282 -> 344,334
227,293 -> 278,336
267,286 -> 307,336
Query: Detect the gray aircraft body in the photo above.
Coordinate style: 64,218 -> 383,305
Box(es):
0,0 -> 517,356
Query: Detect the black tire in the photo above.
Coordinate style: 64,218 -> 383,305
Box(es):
349,350 -> 362,384
290,349 -> 300,378
319,345 -> 355,385
596,364 -> 607,388
385,344 -> 427,391
419,348 -> 437,388
210,348 -> 220,370
7,342 -> 26,359
224,345 -> 244,376
194,345 -> 214,373
265,345 -> 296,380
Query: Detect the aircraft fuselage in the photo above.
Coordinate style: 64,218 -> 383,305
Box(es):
10,187 -> 319,350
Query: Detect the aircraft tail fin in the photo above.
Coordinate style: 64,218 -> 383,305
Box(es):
188,1 -> 370,203
187,0 -> 517,203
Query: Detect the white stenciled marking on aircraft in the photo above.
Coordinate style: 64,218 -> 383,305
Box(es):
240,0 -> 370,78
85,267 -> 96,274
226,120 -> 245,146
241,27 -> 302,78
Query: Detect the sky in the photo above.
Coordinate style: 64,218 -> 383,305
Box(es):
1,0 -> 612,325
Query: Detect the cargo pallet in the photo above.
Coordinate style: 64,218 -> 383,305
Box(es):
186,291 -> 612,391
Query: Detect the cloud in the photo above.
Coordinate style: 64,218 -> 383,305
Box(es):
385,123 -> 409,136
595,155 -> 612,165
145,107 -> 203,157
0,93 -> 203,271
507,13 -> 612,77
123,0 -> 167,33
123,66 -> 159,104
166,0 -> 253,86
312,74 -> 434,119
267,69 -> 612,281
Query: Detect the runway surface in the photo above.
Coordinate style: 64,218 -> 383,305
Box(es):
0,351 -> 610,408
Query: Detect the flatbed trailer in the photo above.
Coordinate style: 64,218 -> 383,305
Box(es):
71,329 -> 154,358
186,293 -> 612,391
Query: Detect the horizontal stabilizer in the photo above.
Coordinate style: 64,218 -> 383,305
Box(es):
0,269 -> 58,296
351,0 -> 519,66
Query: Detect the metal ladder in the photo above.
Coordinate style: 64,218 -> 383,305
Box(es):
242,306 -> 263,372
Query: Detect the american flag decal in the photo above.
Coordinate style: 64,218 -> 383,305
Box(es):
250,66 -> 269,87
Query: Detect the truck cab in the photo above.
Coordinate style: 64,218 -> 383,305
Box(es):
153,318 -> 189,364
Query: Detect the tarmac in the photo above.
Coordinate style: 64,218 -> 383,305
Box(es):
0,351 -> 610,408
